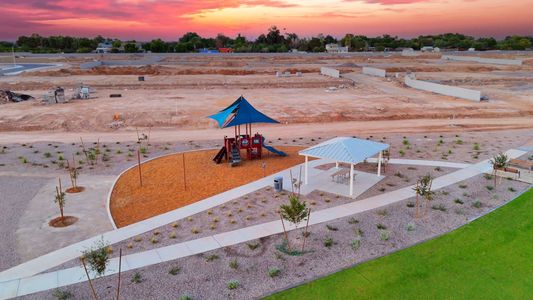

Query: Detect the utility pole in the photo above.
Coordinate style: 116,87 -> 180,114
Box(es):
12,46 -> 16,67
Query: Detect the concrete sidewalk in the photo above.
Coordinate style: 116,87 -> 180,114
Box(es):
1,150 -> 525,299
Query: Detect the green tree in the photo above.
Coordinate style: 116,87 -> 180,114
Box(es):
279,194 -> 309,251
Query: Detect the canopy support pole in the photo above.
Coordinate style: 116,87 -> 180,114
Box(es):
377,151 -> 382,177
335,161 -> 339,169
349,163 -> 354,196
304,155 -> 309,185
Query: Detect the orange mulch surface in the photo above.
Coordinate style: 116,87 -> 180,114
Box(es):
110,146 -> 306,227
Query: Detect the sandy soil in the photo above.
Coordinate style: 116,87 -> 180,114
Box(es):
0,52 -> 532,135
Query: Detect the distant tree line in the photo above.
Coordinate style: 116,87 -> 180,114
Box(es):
2,27 -> 531,53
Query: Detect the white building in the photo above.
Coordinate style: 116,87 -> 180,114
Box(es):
95,42 -> 113,53
326,44 -> 349,53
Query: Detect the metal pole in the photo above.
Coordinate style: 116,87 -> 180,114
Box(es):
81,257 -> 99,300
301,209 -> 311,252
280,214 -> 291,252
350,163 -> 354,196
304,156 -> 308,185
182,152 -> 187,191
137,150 -> 143,187
116,248 -> 122,300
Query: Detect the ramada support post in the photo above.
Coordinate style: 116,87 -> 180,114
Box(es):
304,155 -> 309,185
377,151 -> 383,177
349,163 -> 354,196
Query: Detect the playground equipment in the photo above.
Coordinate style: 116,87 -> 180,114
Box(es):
209,96 -> 286,166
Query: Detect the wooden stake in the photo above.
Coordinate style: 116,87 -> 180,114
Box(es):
81,257 -> 99,300
182,153 -> 187,191
301,209 -> 311,252
116,248 -> 122,300
280,214 -> 291,252
137,150 -> 143,187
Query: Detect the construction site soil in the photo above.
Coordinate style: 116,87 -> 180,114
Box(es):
0,52 -> 532,135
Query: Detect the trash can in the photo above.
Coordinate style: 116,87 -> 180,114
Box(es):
274,176 -> 283,192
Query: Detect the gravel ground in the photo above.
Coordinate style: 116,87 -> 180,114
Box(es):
22,174 -> 529,300
0,176 -> 49,271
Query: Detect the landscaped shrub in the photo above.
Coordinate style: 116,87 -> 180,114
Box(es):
351,239 -> 361,251
268,267 -> 281,278
376,223 -> 387,230
227,279 -> 240,290
347,217 -> 359,224
379,230 -> 390,241
324,237 -> 334,248
508,187 -> 516,192
431,204 -> 447,212
169,266 -> 181,275
326,224 -> 338,231
205,254 -> 219,262
454,198 -> 464,204
406,223 -> 416,231
229,258 -> 238,270
472,201 -> 482,208
81,239 -> 110,276
376,209 -> 388,216
486,185 -> 494,191
459,184 -> 467,189
179,294 -> 192,300
406,202 -> 415,208
131,272 -> 143,283
483,174 -> 493,180
169,232 -> 177,239
247,242 -> 260,250
52,289 -> 72,300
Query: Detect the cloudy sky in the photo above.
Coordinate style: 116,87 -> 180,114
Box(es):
1,0 -> 532,40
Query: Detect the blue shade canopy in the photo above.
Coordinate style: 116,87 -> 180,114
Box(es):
208,96 -> 279,128
299,137 -> 389,164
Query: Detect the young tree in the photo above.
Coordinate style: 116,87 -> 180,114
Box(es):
490,153 -> 509,186
54,178 -> 66,221
67,156 -> 79,191
413,174 -> 434,218
279,194 -> 309,251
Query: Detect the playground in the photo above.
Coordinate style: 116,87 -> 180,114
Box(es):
110,96 -> 298,227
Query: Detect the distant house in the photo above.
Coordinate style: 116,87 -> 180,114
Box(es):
325,44 -> 349,53
468,48 -> 476,52
95,42 -> 113,53
420,46 -> 434,52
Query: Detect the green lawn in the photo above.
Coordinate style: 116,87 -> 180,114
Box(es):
267,188 -> 533,300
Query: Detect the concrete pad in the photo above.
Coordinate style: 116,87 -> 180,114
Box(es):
57,267 -> 89,287
17,271 -> 58,296
15,174 -> 115,264
0,279 -> 19,300
183,237 -> 221,254
155,244 -> 193,262
124,250 -> 162,270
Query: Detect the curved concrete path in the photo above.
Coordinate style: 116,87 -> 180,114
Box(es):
0,149 -> 527,299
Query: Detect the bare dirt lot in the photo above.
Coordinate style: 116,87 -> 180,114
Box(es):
0,52 -> 532,138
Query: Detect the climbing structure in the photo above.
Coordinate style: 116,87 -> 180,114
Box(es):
208,96 -> 286,166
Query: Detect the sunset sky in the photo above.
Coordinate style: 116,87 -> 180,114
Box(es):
1,0 -> 532,41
